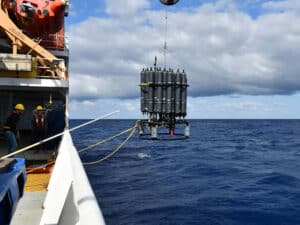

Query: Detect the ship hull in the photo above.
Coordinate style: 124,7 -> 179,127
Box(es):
0,0 -> 105,223
11,131 -> 106,225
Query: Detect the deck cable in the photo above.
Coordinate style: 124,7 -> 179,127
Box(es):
82,123 -> 138,165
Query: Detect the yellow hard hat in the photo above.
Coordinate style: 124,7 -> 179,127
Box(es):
36,105 -> 43,110
15,103 -> 25,111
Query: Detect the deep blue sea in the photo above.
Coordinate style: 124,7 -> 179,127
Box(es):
70,119 -> 300,225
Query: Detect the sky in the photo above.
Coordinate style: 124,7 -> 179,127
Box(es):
66,0 -> 300,119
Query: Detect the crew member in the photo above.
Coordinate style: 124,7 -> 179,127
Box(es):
3,103 -> 25,153
32,105 -> 46,148
46,102 -> 65,150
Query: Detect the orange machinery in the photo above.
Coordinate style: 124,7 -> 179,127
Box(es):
0,0 -> 69,79
3,0 -> 68,49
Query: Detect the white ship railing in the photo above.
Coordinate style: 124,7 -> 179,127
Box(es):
40,131 -> 105,225
2,111 -> 119,225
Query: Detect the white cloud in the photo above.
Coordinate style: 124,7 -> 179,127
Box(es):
120,102 -> 138,112
69,98 -> 142,119
262,0 -> 300,12
69,95 -> 300,119
68,0 -> 300,101
184,94 -> 300,119
104,0 -> 150,16
70,73 -> 138,99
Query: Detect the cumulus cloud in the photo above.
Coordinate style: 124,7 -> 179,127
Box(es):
104,0 -> 150,16
69,98 -> 141,119
262,0 -> 300,12
185,94 -> 298,119
68,0 -> 300,101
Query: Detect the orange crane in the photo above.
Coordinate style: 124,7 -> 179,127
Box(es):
0,0 -> 67,79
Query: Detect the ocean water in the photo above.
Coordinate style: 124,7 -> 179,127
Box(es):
70,119 -> 300,225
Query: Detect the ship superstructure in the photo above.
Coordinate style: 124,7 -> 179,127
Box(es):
0,0 -> 69,155
0,0 -> 105,224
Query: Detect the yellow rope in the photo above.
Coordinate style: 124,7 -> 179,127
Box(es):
24,124 -> 138,192
78,126 -> 134,153
82,124 -> 137,165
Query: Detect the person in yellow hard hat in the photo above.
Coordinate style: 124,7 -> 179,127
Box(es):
31,105 -> 47,151
3,103 -> 25,153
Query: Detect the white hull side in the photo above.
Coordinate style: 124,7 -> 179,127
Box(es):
40,131 -> 105,225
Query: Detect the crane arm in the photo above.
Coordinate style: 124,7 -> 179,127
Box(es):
0,0 -> 65,78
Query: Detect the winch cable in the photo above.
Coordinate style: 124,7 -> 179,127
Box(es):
82,123 -> 138,165
163,8 -> 168,67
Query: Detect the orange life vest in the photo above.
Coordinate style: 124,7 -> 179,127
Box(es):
34,113 -> 45,128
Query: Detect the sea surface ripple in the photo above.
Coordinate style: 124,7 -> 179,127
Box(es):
70,119 -> 300,225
